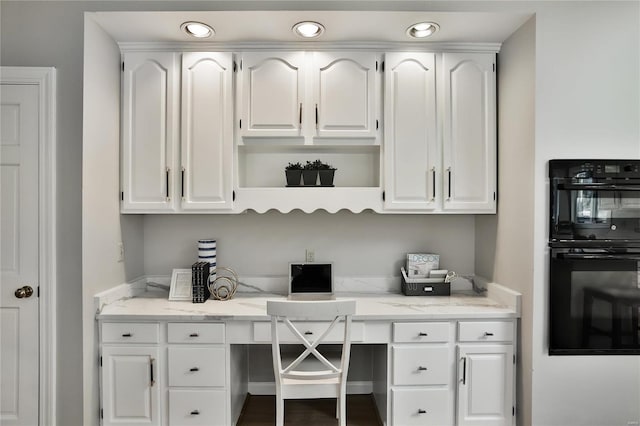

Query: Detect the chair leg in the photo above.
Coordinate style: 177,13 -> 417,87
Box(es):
276,394 -> 284,426
338,394 -> 346,426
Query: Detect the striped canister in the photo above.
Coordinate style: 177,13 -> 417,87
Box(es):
197,239 -> 217,283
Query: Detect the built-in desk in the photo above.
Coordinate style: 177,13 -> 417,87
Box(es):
96,285 -> 520,426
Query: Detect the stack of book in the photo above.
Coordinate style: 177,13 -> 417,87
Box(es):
191,261 -> 211,303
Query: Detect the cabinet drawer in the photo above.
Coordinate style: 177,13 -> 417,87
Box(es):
101,322 -> 159,344
391,388 -> 452,426
169,389 -> 226,426
458,321 -> 514,342
392,345 -> 450,386
168,347 -> 225,387
252,321 -> 365,343
168,323 -> 225,344
393,322 -> 450,343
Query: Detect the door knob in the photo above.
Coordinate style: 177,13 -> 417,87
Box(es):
15,286 -> 34,299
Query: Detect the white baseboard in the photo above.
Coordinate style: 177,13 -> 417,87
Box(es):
247,380 -> 373,395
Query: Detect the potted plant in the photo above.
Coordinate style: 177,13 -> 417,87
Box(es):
302,160 -> 319,186
285,162 -> 303,186
317,160 -> 337,186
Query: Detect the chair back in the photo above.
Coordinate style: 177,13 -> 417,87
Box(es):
267,299 -> 356,382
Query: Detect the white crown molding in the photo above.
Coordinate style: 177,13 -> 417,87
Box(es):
118,41 -> 501,53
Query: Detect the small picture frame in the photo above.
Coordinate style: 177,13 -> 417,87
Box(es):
169,269 -> 192,301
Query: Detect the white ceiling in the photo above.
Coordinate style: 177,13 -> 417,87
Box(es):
92,10 -> 532,44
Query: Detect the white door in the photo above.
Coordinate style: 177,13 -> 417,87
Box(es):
121,52 -> 179,212
442,52 -> 496,213
240,52 -> 306,138
0,84 -> 40,426
101,346 -> 160,426
457,344 -> 514,426
312,52 -> 378,139
384,52 -> 438,211
181,52 -> 234,211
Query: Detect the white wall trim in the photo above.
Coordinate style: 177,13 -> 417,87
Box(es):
118,41 -> 502,53
1,66 -> 57,426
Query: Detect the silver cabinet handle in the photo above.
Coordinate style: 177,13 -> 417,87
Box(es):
190,410 -> 200,415
189,367 -> 199,372
447,167 -> 452,200
165,168 -> 171,201
418,332 -> 428,337
189,333 -> 199,337
418,366 -> 428,371
299,103 -> 302,127
484,332 -> 494,337
418,409 -> 427,414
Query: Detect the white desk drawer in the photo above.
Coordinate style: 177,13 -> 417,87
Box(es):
392,345 -> 450,386
168,347 -> 225,387
393,322 -> 450,343
252,321 -> 365,343
458,321 -> 514,342
168,323 -> 225,344
392,388 -> 452,426
169,389 -> 226,426
101,322 -> 159,344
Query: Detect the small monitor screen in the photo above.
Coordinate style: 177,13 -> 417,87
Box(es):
290,263 -> 332,293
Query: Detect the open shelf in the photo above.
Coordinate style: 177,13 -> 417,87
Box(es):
237,145 -> 381,188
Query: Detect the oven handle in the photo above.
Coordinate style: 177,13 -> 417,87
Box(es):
557,183 -> 640,191
558,253 -> 640,261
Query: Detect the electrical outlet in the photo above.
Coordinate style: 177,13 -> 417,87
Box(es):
117,242 -> 124,263
305,249 -> 315,263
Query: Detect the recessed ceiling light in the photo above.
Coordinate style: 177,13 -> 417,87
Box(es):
292,21 -> 325,38
181,21 -> 214,38
406,22 -> 440,39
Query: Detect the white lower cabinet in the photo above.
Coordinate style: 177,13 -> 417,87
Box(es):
390,320 -> 515,426
391,322 -> 454,426
100,322 -> 227,426
101,345 -> 161,426
457,322 -> 515,426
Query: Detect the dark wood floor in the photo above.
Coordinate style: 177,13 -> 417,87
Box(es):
236,394 -> 383,426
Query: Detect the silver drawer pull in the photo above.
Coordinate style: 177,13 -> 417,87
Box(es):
484,332 -> 494,337
121,333 -> 132,337
304,331 -> 313,335
418,366 -> 428,371
418,332 -> 428,336
189,333 -> 199,337
189,367 -> 199,372
418,409 -> 427,414
190,410 -> 200,415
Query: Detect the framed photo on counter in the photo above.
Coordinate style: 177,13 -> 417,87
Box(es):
169,269 -> 192,301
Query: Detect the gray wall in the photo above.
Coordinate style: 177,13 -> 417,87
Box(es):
475,16 -> 536,426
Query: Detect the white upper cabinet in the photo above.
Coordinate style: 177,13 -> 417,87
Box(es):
442,52 -> 496,213
240,52 -> 305,138
121,52 -> 179,212
181,52 -> 234,210
384,52 -> 438,211
238,51 -> 378,143
311,52 -> 378,139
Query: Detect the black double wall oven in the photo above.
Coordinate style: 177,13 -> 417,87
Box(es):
549,159 -> 640,355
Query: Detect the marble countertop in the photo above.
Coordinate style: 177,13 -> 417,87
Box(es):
96,286 -> 519,321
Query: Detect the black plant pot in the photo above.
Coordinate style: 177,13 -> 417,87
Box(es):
285,170 -> 302,186
302,170 -> 318,186
319,169 -> 336,186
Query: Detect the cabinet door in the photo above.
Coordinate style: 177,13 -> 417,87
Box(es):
101,346 -> 160,426
457,344 -> 514,426
442,53 -> 496,213
181,52 -> 234,210
121,52 -> 178,212
312,52 -> 377,138
240,52 -> 305,137
384,52 -> 438,210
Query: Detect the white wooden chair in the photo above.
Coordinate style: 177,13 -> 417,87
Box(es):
266,299 -> 356,426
